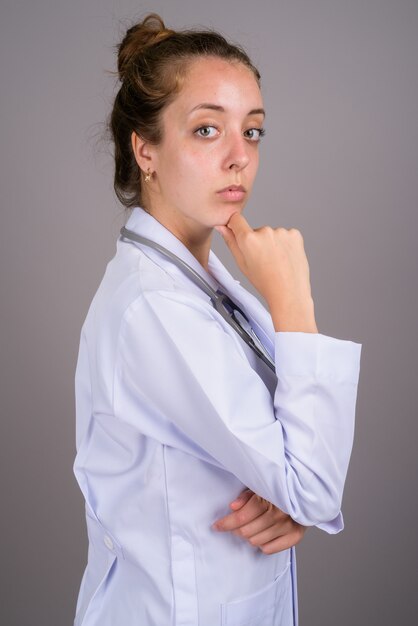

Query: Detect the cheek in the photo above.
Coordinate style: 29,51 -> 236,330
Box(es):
247,150 -> 260,180
163,141 -> 201,173
182,149 -> 218,183
159,147 -> 200,202
158,148 -> 186,189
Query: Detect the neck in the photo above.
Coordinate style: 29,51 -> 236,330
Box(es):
182,238 -> 212,271
142,205 -> 213,271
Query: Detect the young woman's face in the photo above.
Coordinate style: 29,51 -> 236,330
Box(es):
147,56 -> 265,235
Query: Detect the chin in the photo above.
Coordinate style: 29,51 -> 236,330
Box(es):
206,202 -> 245,228
223,204 -> 244,220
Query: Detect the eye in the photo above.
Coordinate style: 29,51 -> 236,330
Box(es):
244,127 -> 266,141
194,125 -> 219,138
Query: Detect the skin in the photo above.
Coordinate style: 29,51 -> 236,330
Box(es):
131,55 -> 309,553
213,488 -> 305,555
131,56 -> 263,270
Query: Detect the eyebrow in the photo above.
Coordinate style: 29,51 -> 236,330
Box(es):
188,103 -> 266,118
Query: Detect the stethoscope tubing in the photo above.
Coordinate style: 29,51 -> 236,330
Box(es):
120,226 -> 276,373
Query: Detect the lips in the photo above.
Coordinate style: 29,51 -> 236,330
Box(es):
217,184 -> 246,193
216,184 -> 246,202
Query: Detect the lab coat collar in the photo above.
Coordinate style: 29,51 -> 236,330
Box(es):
123,206 -> 220,291
123,206 -> 275,356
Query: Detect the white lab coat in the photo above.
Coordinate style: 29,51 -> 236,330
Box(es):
73,206 -> 362,626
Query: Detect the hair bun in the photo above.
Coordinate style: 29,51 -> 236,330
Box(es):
117,13 -> 176,82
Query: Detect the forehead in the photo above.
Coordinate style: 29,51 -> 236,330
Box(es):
168,56 -> 263,118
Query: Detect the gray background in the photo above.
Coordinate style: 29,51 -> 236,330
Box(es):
1,0 -> 417,624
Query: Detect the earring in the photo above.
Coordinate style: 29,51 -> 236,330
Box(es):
144,168 -> 152,183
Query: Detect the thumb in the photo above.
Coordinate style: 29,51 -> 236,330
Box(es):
214,224 -> 245,268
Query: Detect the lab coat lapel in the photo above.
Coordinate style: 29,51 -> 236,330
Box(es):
123,207 -> 275,359
207,253 -> 276,360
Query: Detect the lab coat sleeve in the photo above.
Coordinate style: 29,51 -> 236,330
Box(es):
113,289 -> 362,531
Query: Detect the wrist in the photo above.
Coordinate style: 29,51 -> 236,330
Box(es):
268,298 -> 318,333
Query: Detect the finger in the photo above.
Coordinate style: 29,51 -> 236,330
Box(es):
215,219 -> 246,268
213,493 -> 272,531
243,521 -> 295,547
229,488 -> 254,510
213,494 -> 267,531
258,526 -> 306,554
211,491 -> 253,531
226,212 -> 253,238
233,513 -> 293,541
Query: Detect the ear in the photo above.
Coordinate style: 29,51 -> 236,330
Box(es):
131,131 -> 156,173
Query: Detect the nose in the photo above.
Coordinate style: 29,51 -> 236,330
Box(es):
223,132 -> 251,171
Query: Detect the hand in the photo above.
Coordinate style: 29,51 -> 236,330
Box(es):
211,488 -> 307,554
215,213 -> 316,331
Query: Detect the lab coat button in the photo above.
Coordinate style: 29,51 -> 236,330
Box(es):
103,535 -> 114,551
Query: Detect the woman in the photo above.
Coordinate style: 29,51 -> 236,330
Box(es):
73,13 -> 362,626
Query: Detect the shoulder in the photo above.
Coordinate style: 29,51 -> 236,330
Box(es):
101,245 -> 222,350
91,241 -> 213,328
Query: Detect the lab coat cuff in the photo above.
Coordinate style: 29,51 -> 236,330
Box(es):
316,511 -> 345,534
274,332 -> 362,384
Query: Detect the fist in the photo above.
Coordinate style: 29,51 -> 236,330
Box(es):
216,212 -> 313,309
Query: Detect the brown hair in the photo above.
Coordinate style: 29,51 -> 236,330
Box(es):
107,13 -> 261,210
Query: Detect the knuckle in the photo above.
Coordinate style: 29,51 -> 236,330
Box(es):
287,526 -> 304,547
289,228 -> 303,240
272,508 -> 286,522
258,495 -> 271,510
242,230 -> 257,244
297,525 -> 306,541
234,511 -> 246,525
266,501 -> 274,514
239,527 -> 250,538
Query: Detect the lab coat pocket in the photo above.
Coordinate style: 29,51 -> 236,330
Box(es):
220,561 -> 293,626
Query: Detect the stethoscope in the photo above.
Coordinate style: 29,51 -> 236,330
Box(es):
120,226 -> 276,373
